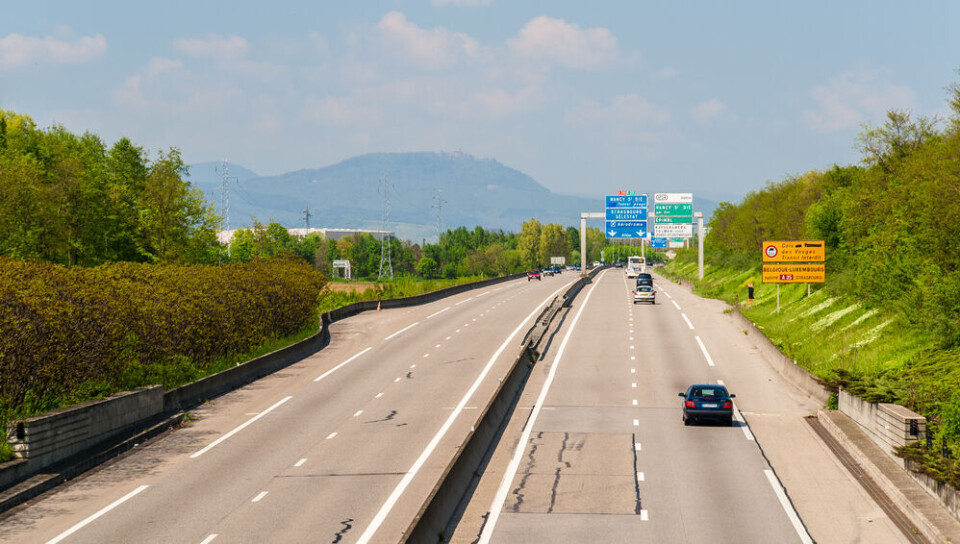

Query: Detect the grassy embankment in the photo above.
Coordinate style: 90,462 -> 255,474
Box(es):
661,251 -> 960,485
659,251 -> 958,413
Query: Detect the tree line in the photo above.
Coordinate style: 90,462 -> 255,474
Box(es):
227,219 -> 610,280
0,109 -> 611,281
701,70 -> 960,462
0,110 -> 220,266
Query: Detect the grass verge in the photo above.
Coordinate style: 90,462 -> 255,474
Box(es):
661,250 -> 960,485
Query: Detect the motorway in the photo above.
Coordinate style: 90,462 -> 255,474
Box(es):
453,269 -> 910,544
0,268 -> 913,543
0,275 -> 576,544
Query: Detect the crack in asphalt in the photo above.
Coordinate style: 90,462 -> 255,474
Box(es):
365,410 -> 398,424
331,518 -> 353,543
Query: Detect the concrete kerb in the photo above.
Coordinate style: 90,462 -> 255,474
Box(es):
0,272 -> 524,514
818,410 -> 956,544
401,269 -> 600,542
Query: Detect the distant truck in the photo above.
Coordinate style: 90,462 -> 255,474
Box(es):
626,255 -> 643,278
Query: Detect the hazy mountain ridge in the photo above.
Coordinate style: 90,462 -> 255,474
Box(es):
187,151 -> 717,241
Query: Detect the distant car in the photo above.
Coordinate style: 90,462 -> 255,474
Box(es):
592,261 -> 601,268
635,273 -> 652,284
679,384 -> 736,426
542,268 -> 554,277
527,269 -> 541,281
553,266 -> 562,274
614,261 -> 625,268
566,265 -> 576,271
633,285 -> 655,304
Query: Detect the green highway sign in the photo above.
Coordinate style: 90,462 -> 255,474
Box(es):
654,216 -> 693,224
654,203 -> 693,215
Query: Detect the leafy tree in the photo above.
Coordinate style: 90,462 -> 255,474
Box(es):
417,256 -> 439,278
517,219 -> 541,269
539,223 -> 569,266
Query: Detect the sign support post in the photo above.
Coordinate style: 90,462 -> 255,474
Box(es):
694,211 -> 704,280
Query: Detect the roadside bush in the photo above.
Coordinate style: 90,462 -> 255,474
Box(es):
0,257 -> 326,428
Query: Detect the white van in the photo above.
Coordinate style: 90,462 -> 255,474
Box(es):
626,255 -> 643,278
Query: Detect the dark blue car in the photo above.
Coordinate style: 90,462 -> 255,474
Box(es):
679,384 -> 736,426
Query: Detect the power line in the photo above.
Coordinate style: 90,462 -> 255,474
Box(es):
378,176 -> 394,280
218,160 -> 231,230
432,188 -> 446,242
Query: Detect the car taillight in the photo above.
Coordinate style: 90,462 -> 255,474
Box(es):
685,400 -> 696,408
723,401 -> 733,409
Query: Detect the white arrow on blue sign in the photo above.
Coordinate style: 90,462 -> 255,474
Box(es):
651,237 -> 668,248
605,220 -> 647,239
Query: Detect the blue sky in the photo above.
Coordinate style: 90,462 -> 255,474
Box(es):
2,1 -> 958,203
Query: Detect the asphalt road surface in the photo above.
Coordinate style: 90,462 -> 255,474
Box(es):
453,269 -> 909,544
0,274 -> 576,544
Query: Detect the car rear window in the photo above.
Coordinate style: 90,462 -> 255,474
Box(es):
637,287 -> 652,292
692,387 -> 727,397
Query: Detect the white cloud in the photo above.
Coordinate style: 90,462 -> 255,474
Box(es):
377,11 -> 485,70
691,99 -> 727,123
146,57 -> 182,78
469,86 -> 543,117
803,68 -> 915,133
654,67 -> 677,79
507,17 -> 616,69
302,96 -> 381,127
0,33 -> 106,69
432,0 -> 492,5
566,94 -> 669,126
173,33 -> 248,60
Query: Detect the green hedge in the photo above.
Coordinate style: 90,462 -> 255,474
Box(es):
0,257 -> 326,424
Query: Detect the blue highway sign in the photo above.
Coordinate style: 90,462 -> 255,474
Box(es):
605,195 -> 648,208
650,237 -> 668,248
605,220 -> 647,239
606,208 -> 647,221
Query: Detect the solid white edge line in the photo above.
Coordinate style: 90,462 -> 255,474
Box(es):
355,279 -> 577,544
734,403 -> 755,441
384,322 -> 419,341
199,535 -> 218,544
190,396 -> 292,458
717,380 -> 754,440
681,313 -> 694,330
694,336 -> 715,367
46,485 -> 149,544
426,306 -> 450,319
478,273 -> 606,544
315,347 -> 373,382
764,469 -> 814,544
671,300 -> 681,310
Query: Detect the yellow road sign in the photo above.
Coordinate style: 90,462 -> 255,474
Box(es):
762,240 -> 825,262
762,264 -> 825,283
